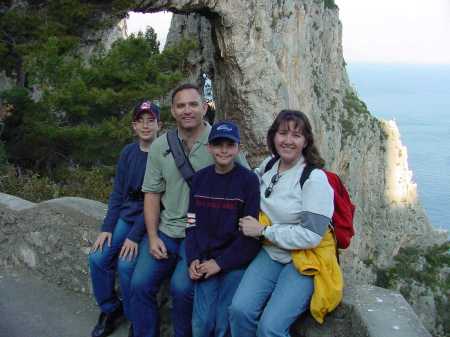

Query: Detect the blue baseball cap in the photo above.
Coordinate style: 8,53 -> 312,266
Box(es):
208,121 -> 240,144
133,100 -> 160,121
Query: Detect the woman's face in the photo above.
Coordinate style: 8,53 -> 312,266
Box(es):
274,120 -> 307,166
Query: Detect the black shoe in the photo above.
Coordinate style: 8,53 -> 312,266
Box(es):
91,305 -> 124,337
128,324 -> 134,337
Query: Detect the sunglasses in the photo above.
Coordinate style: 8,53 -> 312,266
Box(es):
264,173 -> 281,198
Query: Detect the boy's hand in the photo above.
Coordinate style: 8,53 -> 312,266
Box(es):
189,259 -> 204,280
91,232 -> 112,252
119,238 -> 138,260
198,259 -> 221,279
149,234 -> 168,259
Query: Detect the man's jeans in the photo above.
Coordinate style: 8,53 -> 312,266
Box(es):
229,249 -> 314,337
192,268 -> 244,337
130,231 -> 194,337
88,218 -> 137,320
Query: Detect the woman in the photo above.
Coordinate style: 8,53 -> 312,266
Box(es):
230,110 -> 335,337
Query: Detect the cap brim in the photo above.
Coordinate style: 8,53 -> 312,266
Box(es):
134,109 -> 158,120
208,135 -> 240,143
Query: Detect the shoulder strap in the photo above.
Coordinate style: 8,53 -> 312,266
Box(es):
299,164 -> 317,188
166,129 -> 196,188
264,155 -> 279,173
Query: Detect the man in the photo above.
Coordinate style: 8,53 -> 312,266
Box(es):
130,84 -> 247,337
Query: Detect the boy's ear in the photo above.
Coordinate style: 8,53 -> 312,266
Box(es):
207,143 -> 213,154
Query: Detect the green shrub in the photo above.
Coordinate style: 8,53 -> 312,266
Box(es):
375,243 -> 450,337
0,166 -> 59,202
56,166 -> 113,203
0,164 -> 113,203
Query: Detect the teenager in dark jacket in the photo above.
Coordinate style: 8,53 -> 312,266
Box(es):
88,101 -> 161,337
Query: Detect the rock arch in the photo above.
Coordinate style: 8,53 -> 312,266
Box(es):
124,0 -> 444,279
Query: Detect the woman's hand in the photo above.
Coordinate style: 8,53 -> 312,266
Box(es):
91,232 -> 112,252
239,216 -> 264,238
119,238 -> 138,260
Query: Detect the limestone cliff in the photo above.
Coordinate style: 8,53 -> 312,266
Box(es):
130,3 -> 448,334
128,0 -> 446,276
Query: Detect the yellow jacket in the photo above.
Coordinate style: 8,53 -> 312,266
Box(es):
259,212 -> 343,324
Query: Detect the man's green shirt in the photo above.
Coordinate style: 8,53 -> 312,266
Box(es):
142,124 -> 248,238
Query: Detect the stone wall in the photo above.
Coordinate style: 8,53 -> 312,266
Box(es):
0,193 -> 433,337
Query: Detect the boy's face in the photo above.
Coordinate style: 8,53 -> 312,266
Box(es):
207,138 -> 239,169
132,112 -> 160,142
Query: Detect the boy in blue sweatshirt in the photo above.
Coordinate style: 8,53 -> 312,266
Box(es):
88,100 -> 161,337
185,121 -> 260,337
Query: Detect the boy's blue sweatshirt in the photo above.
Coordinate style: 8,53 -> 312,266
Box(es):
185,163 -> 261,272
101,142 -> 148,243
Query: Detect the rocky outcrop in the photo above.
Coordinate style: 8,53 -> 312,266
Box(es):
126,0 -> 447,275
0,194 -> 103,292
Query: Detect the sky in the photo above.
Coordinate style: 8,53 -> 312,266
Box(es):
126,11 -> 173,49
126,0 -> 450,64
335,0 -> 450,64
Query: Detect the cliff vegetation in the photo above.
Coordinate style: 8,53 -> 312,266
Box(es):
374,243 -> 450,337
0,1 -> 194,197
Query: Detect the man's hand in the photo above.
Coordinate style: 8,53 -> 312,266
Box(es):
239,216 -> 264,238
91,232 -> 112,253
198,259 -> 221,279
119,238 -> 138,260
189,259 -> 204,280
149,234 -> 168,259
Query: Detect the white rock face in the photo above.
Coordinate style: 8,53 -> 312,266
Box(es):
129,0 -> 446,281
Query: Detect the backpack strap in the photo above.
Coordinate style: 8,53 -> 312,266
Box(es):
266,160 -> 316,186
166,129 -> 196,188
263,155 -> 280,173
299,164 -> 317,188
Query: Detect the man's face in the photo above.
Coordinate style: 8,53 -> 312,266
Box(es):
171,89 -> 207,131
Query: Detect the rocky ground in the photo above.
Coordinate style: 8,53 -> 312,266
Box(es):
0,267 -> 129,337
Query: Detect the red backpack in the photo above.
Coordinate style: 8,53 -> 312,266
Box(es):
264,159 -> 355,249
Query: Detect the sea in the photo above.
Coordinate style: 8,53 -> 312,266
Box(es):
347,63 -> 450,235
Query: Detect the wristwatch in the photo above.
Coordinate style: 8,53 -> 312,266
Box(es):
259,227 -> 266,241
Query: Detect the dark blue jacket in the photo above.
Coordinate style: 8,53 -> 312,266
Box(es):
101,142 -> 147,243
185,163 -> 261,272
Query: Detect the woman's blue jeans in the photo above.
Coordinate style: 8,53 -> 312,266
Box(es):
88,218 -> 137,320
229,249 -> 314,337
130,231 -> 194,337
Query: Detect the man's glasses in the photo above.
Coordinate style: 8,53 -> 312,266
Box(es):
264,173 -> 281,198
